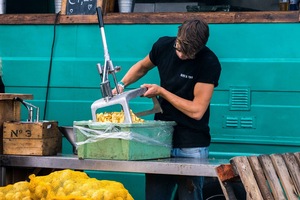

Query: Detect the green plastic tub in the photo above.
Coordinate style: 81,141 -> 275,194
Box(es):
73,120 -> 176,160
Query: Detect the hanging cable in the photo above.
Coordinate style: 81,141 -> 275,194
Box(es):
43,11 -> 61,120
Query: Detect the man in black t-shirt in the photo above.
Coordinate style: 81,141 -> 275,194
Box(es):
113,19 -> 221,200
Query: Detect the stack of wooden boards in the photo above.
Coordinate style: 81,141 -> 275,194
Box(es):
216,152 -> 300,200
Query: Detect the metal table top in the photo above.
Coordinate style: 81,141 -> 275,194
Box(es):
0,154 -> 228,177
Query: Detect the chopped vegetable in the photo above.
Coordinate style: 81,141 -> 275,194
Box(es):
96,110 -> 144,123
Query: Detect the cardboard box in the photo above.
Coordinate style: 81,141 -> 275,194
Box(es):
3,121 -> 62,156
74,120 -> 175,160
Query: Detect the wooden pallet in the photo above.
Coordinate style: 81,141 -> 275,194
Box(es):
216,152 -> 300,200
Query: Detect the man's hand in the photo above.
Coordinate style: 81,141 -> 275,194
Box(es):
141,84 -> 161,98
112,84 -> 125,95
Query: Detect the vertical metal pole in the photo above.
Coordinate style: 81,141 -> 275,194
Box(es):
0,166 -> 6,186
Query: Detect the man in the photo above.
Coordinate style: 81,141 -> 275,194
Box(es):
113,19 -> 221,200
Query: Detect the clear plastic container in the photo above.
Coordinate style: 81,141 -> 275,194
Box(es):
74,120 -> 176,160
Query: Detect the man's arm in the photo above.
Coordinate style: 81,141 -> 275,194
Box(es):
142,82 -> 214,120
113,55 -> 154,94
121,55 -> 155,87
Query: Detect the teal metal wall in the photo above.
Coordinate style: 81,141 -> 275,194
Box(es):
208,23 -> 300,159
1,22 -> 300,199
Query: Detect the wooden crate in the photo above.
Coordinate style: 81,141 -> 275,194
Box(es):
3,121 -> 62,156
0,93 -> 33,154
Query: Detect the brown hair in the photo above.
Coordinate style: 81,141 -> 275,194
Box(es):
177,19 -> 209,58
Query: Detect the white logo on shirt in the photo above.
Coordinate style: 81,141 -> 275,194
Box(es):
180,73 -> 193,79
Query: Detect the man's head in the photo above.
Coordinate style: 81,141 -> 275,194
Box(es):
175,19 -> 209,59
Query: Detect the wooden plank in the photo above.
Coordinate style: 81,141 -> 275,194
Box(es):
270,154 -> 298,200
0,11 -> 299,25
258,155 -> 286,200
295,153 -> 300,165
282,153 -> 300,197
0,93 -> 33,100
104,0 -> 115,14
3,121 -> 59,139
102,11 -> 300,24
100,0 -> 116,15
216,164 -> 239,200
0,14 -> 59,25
3,138 -> 60,155
231,156 -> 263,200
60,0 -> 67,14
0,101 -> 20,122
220,181 -> 238,200
248,156 -> 274,200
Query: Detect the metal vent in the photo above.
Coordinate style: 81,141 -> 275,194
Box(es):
240,117 -> 255,128
223,116 -> 256,129
229,87 -> 250,111
223,116 -> 239,128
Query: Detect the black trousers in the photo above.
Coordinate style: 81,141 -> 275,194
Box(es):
0,77 -> 4,93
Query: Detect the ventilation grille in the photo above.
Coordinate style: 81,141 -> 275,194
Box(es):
229,87 -> 250,111
223,116 -> 256,129
224,116 -> 239,128
240,117 -> 254,128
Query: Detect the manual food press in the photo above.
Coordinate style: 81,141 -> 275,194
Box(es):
91,7 -> 162,123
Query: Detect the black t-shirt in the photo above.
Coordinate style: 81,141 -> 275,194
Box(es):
149,36 -> 221,148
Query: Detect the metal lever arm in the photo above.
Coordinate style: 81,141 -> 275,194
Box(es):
96,7 -> 120,99
96,7 -> 104,28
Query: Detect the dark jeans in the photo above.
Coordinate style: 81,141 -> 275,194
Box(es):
0,77 -> 4,93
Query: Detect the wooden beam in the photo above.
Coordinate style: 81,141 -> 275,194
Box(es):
0,11 -> 299,25
248,156 -> 274,200
231,156 -> 264,200
215,164 -> 239,200
270,154 -> 298,200
258,155 -> 286,200
282,153 -> 300,197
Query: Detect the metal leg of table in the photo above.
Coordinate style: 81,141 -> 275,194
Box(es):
0,166 -> 6,186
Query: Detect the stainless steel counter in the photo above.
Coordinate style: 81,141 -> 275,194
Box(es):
0,154 -> 228,186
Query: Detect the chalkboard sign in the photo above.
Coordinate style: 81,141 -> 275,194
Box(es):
61,0 -> 103,15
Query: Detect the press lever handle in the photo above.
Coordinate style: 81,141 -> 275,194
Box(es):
96,7 -> 104,28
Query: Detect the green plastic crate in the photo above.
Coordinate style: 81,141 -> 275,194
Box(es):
73,120 -> 176,160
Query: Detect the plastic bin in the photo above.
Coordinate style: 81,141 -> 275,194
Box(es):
73,120 -> 175,160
